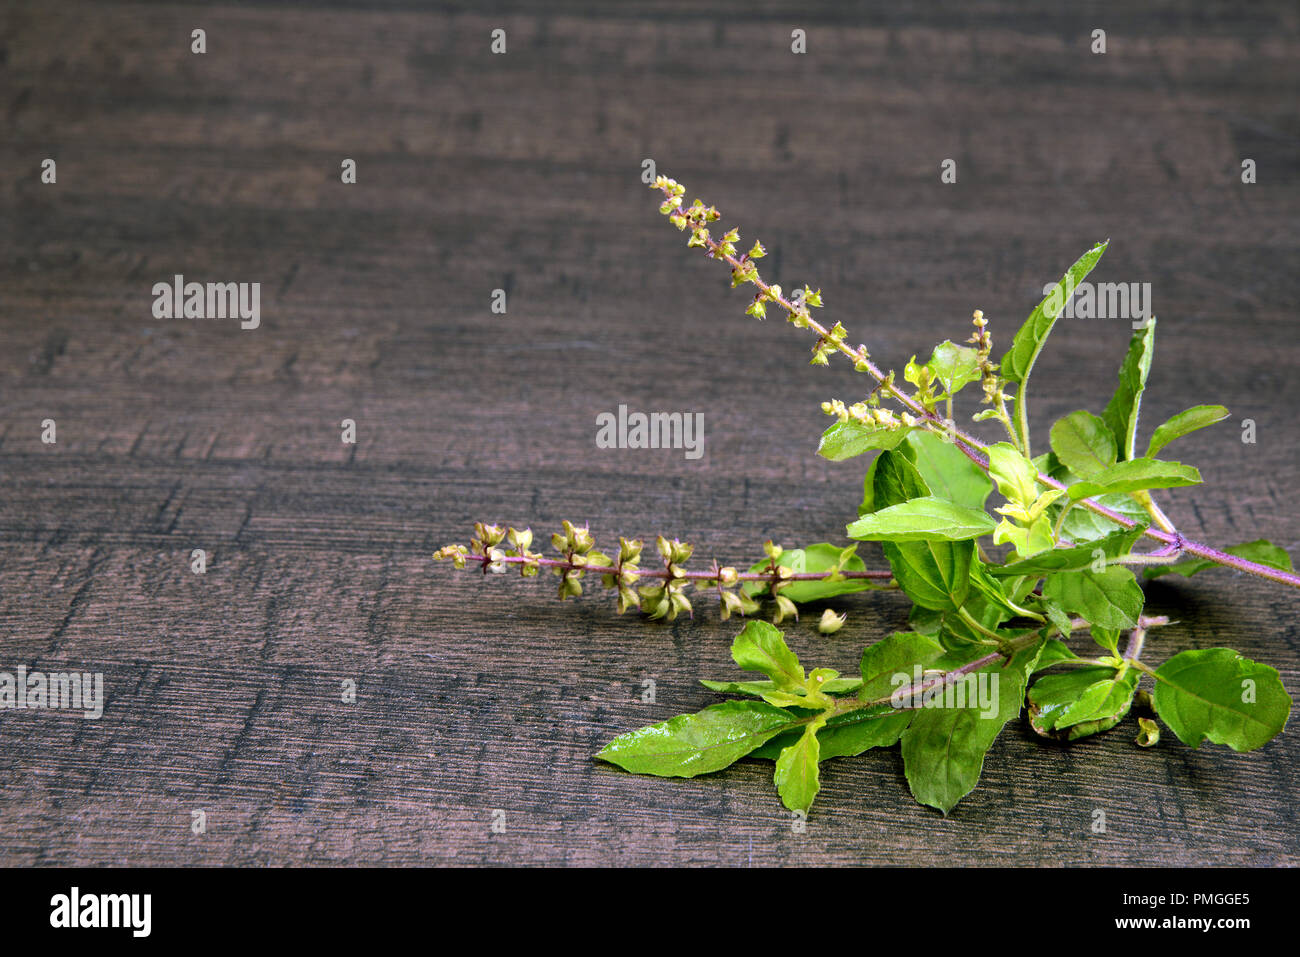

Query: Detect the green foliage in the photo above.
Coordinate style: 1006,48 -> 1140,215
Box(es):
587,222 -> 1294,811
1028,665 -> 1139,739
1065,459 -> 1201,500
1146,404 -> 1230,457
1151,650 -> 1291,751
818,418 -> 911,461
1102,319 -> 1156,461
595,700 -> 797,777
1001,241 -> 1109,384
451,180 -> 1300,816
846,497 -> 997,542
1050,410 -> 1116,478
1042,566 -> 1145,630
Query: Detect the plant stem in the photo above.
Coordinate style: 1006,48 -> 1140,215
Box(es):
467,552 -> 896,583
1133,490 -> 1177,533
1124,625 -> 1146,662
1015,384 -> 1032,458
655,182 -> 1300,590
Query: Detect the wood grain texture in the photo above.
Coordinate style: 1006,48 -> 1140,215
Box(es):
1,0 -> 1297,865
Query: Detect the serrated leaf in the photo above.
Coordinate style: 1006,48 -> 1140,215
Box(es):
774,721 -> 823,812
817,419 -> 911,461
1041,565 -> 1144,630
900,641 -> 1041,813
1066,458 -> 1201,500
1146,404 -> 1230,458
1144,539 -> 1294,579
1001,241 -> 1109,384
1101,319 -> 1155,460
927,340 -> 982,395
1151,649 -> 1291,751
730,620 -> 805,689
595,700 -> 797,776
846,496 -> 996,542
1050,410 -> 1116,479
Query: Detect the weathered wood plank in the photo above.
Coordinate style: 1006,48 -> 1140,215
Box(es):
0,0 -> 1296,865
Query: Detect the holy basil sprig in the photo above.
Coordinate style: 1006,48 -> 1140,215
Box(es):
436,172 -> 1298,814
598,618 -> 1288,815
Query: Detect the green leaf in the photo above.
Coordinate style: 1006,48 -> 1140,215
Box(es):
908,604 -> 944,635
1001,240 -> 1109,384
927,340 -> 982,395
774,721 -> 823,812
1101,319 -> 1156,461
742,543 -> 883,602
1066,458 -> 1201,500
859,452 -> 886,515
1050,410 -> 1116,479
730,620 -> 805,690
883,539 -> 975,611
993,514 -> 1055,559
1151,649 -> 1291,751
859,631 -> 946,700
1028,665 -> 1139,740
750,705 -> 909,761
872,448 -> 930,509
749,631 -> 948,762
846,496 -> 996,542
813,714 -> 908,758
595,700 -> 798,777
990,525 -> 1146,576
1146,404 -> 1230,458
1033,638 -> 1080,672
986,441 -> 1040,507
905,431 -> 993,511
1059,492 -> 1148,542
1090,626 -> 1121,654
1144,539 -> 1294,579
900,641 -> 1041,813
1041,601 -> 1074,640
966,561 -> 1035,620
1041,565 -> 1144,630
817,419 -> 911,461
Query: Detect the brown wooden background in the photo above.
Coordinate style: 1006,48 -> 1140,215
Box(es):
1,0 -> 1297,865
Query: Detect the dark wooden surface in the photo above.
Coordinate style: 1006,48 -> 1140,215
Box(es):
1,0 -> 1297,866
